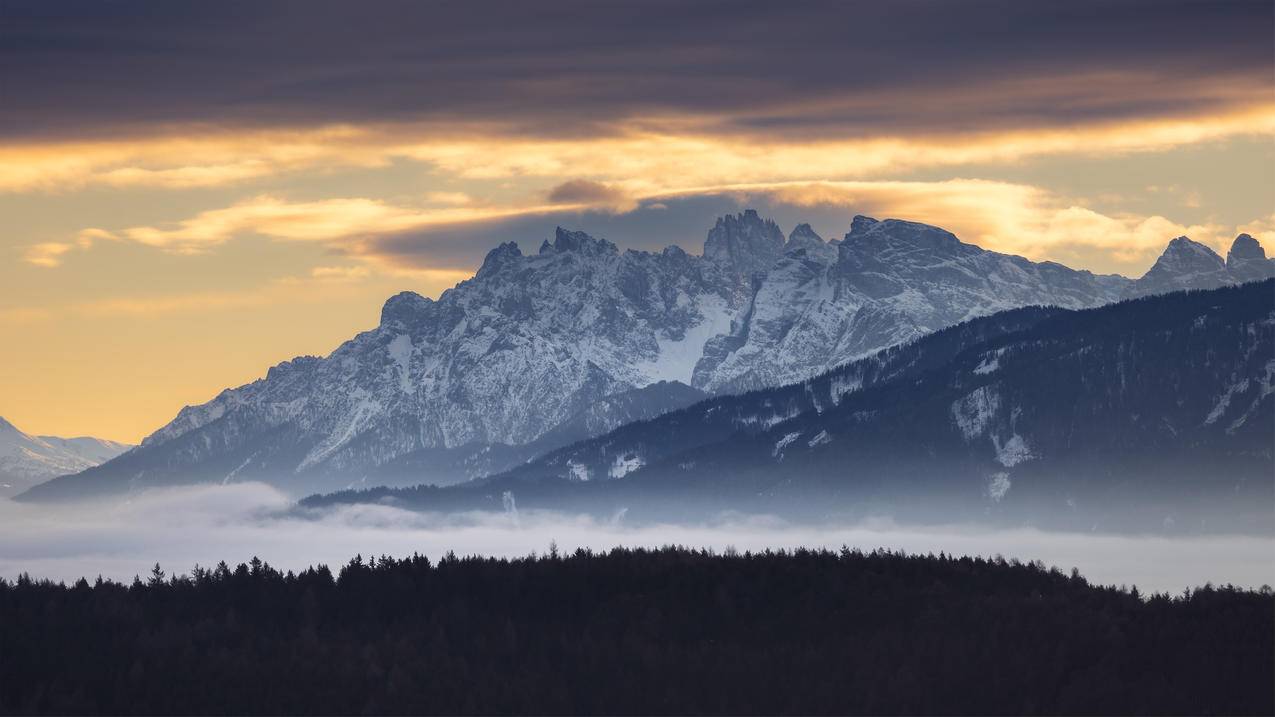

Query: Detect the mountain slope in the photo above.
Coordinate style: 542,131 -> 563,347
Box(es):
0,417 -> 131,497
313,281 -> 1275,532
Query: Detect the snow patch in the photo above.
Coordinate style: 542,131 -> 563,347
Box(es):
635,295 -> 733,385
1204,379 -> 1248,425
608,452 -> 644,478
973,357 -> 999,375
951,385 -> 1000,440
807,430 -> 831,447
297,395 -> 385,471
567,460 -> 590,481
973,347 -> 1010,375
387,334 -> 415,394
829,374 -> 863,405
772,431 -> 801,458
993,433 -> 1034,467
987,473 -> 1011,502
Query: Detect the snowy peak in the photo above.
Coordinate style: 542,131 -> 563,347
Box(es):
703,209 -> 785,276
1125,235 -> 1267,299
0,415 -> 131,496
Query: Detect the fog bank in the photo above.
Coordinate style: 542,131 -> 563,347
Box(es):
2,483 -> 1270,594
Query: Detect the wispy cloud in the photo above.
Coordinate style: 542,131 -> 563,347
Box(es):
22,228 -> 117,267
1,104 -> 1272,195
76,179 -> 1259,277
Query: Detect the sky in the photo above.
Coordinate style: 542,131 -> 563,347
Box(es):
1,0 -> 1272,443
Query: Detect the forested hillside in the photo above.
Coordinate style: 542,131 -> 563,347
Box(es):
1,547 -> 1270,715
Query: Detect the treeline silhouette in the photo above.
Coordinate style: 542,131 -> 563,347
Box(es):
1,547 -> 1270,715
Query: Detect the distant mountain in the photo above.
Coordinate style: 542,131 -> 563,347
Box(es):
23,212 -> 1136,501
310,281 -> 1275,533
1123,234 -> 1274,299
0,417 -> 130,497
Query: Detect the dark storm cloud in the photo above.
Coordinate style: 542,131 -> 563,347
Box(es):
2,0 -> 1269,140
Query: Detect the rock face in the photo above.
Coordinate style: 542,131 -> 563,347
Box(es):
46,210 -> 1256,502
0,416 -> 130,497
1124,235 -> 1274,299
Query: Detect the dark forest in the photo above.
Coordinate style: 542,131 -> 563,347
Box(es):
2,547 -> 1270,715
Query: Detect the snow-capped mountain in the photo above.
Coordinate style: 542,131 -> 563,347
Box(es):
322,280 -> 1274,532
29,211 -> 1259,502
0,416 -> 130,497
1123,234 -> 1274,299
695,215 -> 1130,393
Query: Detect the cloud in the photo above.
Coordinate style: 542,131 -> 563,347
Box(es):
0,483 -> 1270,594
722,180 -> 1239,273
4,104 -> 1269,199
119,196 -> 425,251
52,179 -> 1270,278
0,125 -> 383,192
22,228 -> 118,267
1237,213 -> 1275,248
546,179 -> 634,211
424,191 -> 474,206
1,1 -> 1269,145
40,194 -> 585,275
283,180 -> 1269,277
307,265 -> 371,282
23,242 -> 76,267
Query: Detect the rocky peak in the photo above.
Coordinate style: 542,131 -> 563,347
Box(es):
847,215 -> 879,237
1227,233 -> 1266,263
1226,233 -> 1275,284
476,241 -> 523,277
1163,236 -> 1225,267
550,227 -> 618,256
380,291 -> 433,329
838,218 -> 967,273
265,356 -> 323,382
1123,237 -> 1229,299
784,223 -> 836,263
703,209 -> 785,276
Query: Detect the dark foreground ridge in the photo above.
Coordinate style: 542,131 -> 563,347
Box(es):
1,547 -> 1270,715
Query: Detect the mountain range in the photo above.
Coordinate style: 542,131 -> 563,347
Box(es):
307,280 -> 1275,533
17,212 -> 1274,503
0,417 -> 130,497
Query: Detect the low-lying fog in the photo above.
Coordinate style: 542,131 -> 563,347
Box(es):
2,483 -> 1271,595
